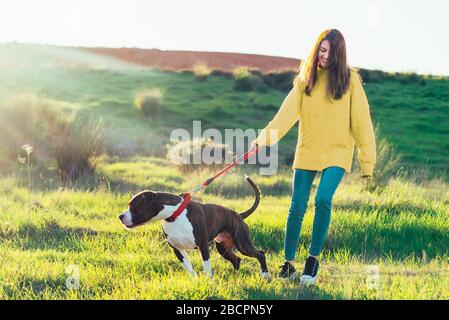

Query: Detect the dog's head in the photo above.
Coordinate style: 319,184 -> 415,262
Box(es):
119,190 -> 165,228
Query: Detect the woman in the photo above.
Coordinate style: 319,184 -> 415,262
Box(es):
251,29 -> 376,285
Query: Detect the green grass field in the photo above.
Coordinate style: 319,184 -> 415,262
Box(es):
0,44 -> 448,299
1,157 -> 448,299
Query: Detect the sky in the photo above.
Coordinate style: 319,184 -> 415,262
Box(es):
0,0 -> 448,75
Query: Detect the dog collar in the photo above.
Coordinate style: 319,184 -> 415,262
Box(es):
165,192 -> 191,222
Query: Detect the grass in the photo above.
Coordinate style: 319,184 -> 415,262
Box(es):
0,157 -> 448,299
0,43 -> 448,299
2,44 -> 448,180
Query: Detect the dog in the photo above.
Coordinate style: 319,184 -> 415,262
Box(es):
119,175 -> 270,279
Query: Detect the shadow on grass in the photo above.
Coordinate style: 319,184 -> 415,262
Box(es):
1,274 -> 68,299
6,219 -> 166,255
9,220 -> 98,252
9,165 -> 185,195
243,283 -> 344,300
248,212 -> 449,261
334,199 -> 442,217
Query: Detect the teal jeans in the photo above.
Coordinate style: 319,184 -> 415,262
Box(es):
284,166 -> 345,260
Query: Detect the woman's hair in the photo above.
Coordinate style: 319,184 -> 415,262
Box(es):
294,29 -> 351,100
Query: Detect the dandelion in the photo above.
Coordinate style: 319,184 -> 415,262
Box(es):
18,144 -> 33,224
22,144 -> 33,155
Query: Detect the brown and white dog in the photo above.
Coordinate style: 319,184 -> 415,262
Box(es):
119,176 -> 269,279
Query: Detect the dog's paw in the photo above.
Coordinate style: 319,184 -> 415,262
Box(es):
260,271 -> 271,280
299,275 -> 317,287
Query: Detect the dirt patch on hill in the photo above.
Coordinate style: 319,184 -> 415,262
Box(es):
80,47 -> 301,73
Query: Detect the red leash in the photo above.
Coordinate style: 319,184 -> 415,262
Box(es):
194,144 -> 259,192
167,145 -> 259,221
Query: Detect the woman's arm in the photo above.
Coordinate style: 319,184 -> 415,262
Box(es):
252,79 -> 303,147
350,71 -> 377,177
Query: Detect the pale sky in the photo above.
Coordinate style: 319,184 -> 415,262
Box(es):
1,0 -> 448,75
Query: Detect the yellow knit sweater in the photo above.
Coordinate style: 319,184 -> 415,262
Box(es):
253,66 -> 376,177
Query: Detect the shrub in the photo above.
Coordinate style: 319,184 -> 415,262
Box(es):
166,137 -> 234,174
391,72 -> 424,85
0,92 -> 104,181
248,70 -> 269,92
405,72 -> 420,83
46,113 -> 104,182
262,71 -> 296,92
210,69 -> 233,79
358,69 -> 389,83
180,69 -> 193,75
231,67 -> 270,92
193,63 -> 212,82
232,67 -> 254,91
134,88 -> 164,119
398,75 -> 410,85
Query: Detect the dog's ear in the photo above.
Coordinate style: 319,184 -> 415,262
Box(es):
151,194 -> 165,212
142,191 -> 157,200
129,190 -> 153,206
154,192 -> 180,206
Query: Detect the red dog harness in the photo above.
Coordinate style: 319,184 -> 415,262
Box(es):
165,192 -> 191,222
165,145 -> 259,222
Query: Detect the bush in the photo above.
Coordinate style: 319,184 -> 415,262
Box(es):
46,113 -> 104,181
358,68 -> 389,83
166,137 -> 234,174
213,67 -> 296,92
193,63 -> 212,82
231,67 -> 272,92
134,88 -> 164,119
398,75 -> 410,85
0,92 -> 104,181
232,67 -> 254,91
388,72 -> 425,86
210,69 -> 233,79
262,71 -> 296,92
405,72 -> 420,83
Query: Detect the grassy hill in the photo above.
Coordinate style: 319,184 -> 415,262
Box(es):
1,44 -> 447,181
0,44 -> 448,299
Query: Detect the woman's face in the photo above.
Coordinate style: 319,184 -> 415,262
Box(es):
318,40 -> 330,68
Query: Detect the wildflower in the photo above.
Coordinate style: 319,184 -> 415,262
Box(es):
22,144 -> 33,155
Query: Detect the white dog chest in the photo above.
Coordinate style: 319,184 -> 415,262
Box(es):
162,211 -> 198,250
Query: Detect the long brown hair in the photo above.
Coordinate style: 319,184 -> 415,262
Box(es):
294,29 -> 351,100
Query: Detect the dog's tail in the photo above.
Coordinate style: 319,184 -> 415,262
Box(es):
239,175 -> 261,220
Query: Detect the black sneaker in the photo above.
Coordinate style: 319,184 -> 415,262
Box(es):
300,256 -> 319,285
278,262 -> 297,279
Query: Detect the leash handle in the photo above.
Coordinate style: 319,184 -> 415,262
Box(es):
191,144 -> 259,194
